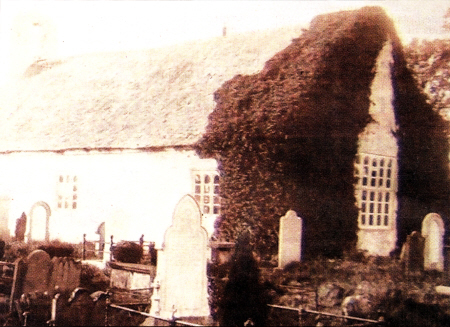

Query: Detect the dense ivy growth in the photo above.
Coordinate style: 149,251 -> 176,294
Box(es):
196,6 -> 450,257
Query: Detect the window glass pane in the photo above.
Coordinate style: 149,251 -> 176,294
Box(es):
213,206 -> 220,214
204,195 -> 210,204
362,177 -> 367,186
213,196 -> 220,204
361,215 -> 366,225
370,192 -> 375,201
386,180 -> 391,188
378,192 -> 382,202
371,178 -> 376,187
362,190 -> 367,200
203,206 -> 210,214
372,159 -> 377,167
214,186 -> 219,194
364,156 -> 369,165
204,185 -> 210,193
379,178 -> 383,187
73,176 -> 78,183
377,215 -> 381,225
194,195 -> 201,202
66,175 -> 70,183
369,203 -> 374,213
387,169 -> 391,178
72,202 -> 77,209
204,175 -> 211,184
385,203 -> 389,213
369,215 -> 373,225
385,193 -> 390,202
195,185 -> 201,194
73,194 -> 77,200
380,168 -> 384,177
59,175 -> 64,183
65,201 -> 68,209
388,159 -> 392,167
380,159 -> 385,166
195,174 -> 201,183
384,216 -> 389,226
214,175 -> 219,184
371,170 -> 377,177
378,203 -> 382,213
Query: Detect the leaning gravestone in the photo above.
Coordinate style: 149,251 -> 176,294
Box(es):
152,194 -> 209,319
278,210 -> 302,268
422,213 -> 445,272
22,250 -> 52,294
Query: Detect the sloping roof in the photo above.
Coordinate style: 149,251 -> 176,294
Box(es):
0,25 -> 304,152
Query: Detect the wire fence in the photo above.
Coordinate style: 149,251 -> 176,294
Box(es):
109,304 -> 204,326
268,304 -> 385,326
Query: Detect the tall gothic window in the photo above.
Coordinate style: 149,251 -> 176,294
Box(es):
354,154 -> 396,228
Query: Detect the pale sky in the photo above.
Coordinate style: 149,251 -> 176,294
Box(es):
1,0 -> 450,86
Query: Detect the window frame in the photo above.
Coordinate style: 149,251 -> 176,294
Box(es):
354,153 -> 396,229
56,174 -> 78,210
191,170 -> 221,216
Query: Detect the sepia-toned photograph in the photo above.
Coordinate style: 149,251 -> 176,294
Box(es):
0,0 -> 450,325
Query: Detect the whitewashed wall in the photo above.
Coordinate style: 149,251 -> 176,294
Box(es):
0,148 -> 217,247
356,40 -> 398,256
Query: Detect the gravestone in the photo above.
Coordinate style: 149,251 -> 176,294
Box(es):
151,194 -> 209,319
422,213 -> 445,271
400,231 -> 424,275
22,250 -> 52,294
278,210 -> 302,268
49,257 -> 81,292
0,196 -> 11,240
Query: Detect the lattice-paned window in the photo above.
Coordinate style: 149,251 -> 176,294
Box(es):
57,175 -> 78,209
354,154 -> 396,228
192,171 -> 220,215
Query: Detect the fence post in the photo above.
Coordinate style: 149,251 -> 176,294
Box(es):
82,234 -> 86,260
110,235 -> 114,261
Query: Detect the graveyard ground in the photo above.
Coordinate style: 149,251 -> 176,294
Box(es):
210,254 -> 450,326
1,242 -> 450,326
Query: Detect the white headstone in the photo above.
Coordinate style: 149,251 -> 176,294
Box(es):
278,210 -> 302,268
422,213 -> 445,271
152,194 -> 209,319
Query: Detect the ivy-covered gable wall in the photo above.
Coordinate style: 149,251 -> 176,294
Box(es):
197,6 -> 450,257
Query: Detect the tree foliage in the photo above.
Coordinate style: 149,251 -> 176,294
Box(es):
196,6 -> 450,257
404,38 -> 450,111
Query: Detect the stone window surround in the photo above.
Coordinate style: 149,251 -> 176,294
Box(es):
354,153 -> 397,229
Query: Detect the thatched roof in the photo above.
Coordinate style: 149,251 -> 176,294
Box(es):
0,25 -> 303,152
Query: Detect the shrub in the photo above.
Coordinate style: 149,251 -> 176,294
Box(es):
218,232 -> 268,326
113,241 -> 143,264
38,240 -> 75,258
